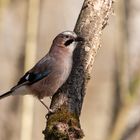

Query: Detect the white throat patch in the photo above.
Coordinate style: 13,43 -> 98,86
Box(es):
68,41 -> 77,52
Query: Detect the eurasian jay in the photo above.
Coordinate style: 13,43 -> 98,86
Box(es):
0,31 -> 84,110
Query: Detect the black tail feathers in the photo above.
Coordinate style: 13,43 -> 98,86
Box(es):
0,91 -> 12,100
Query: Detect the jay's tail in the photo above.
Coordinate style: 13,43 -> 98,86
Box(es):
0,91 -> 12,100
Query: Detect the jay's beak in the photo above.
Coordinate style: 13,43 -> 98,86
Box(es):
75,36 -> 85,43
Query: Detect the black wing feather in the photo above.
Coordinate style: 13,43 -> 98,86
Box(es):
18,72 -> 30,85
18,70 -> 51,85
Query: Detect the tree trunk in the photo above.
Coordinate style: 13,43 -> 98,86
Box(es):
43,0 -> 113,139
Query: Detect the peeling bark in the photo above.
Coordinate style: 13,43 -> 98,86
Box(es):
43,0 -> 113,139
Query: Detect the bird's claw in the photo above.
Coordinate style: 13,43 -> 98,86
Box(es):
45,108 -> 55,118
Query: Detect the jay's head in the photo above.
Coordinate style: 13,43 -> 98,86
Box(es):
52,31 -> 84,53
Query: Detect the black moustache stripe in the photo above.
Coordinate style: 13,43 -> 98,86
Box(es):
64,39 -> 74,46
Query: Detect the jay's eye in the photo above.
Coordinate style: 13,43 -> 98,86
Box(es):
65,35 -> 69,38
64,39 -> 74,46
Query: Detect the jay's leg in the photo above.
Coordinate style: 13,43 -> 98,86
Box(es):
39,99 -> 52,112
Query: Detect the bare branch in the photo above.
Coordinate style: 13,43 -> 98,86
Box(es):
43,0 -> 113,139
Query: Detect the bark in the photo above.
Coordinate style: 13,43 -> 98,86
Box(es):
43,0 -> 113,139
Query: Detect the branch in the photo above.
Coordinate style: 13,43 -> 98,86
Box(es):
43,0 -> 113,139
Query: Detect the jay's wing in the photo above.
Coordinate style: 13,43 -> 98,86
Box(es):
17,70 -> 50,85
0,55 -> 52,99
11,55 -> 52,91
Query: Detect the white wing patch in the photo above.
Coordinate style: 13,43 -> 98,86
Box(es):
25,74 -> 29,80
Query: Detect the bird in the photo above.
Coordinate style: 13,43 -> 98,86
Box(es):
0,31 -> 84,111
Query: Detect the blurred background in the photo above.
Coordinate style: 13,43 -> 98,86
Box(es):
0,0 -> 140,140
